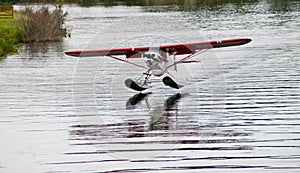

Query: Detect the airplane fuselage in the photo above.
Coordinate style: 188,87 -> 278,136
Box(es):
142,51 -> 171,76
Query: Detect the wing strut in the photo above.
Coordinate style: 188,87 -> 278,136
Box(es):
108,55 -> 148,70
166,49 -> 207,70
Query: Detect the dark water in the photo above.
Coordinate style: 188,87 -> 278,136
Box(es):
1,1 -> 300,172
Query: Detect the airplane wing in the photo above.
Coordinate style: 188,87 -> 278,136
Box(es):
65,38 -> 251,58
160,38 -> 252,55
65,46 -> 150,58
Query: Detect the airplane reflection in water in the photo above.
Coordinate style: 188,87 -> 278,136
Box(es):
70,93 -> 187,140
126,92 -> 187,132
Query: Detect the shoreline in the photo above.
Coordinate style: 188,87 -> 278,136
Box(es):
0,3 -> 67,58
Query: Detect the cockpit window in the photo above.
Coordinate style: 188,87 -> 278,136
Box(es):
143,53 -> 156,59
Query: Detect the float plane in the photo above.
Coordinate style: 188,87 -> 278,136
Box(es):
65,38 -> 251,91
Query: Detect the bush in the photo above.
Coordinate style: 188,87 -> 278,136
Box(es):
17,2 -> 67,42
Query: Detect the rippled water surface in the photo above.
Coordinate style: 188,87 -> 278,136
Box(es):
1,1 -> 300,172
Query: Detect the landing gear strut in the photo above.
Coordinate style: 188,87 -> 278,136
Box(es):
125,69 -> 152,91
140,69 -> 152,85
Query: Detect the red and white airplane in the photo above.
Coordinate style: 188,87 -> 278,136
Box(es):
65,38 -> 251,91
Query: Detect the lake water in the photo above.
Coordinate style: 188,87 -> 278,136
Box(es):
1,1 -> 300,172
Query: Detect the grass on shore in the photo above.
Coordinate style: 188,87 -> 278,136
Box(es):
0,17 -> 23,57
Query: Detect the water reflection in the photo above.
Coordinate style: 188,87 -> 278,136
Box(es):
21,41 -> 64,59
267,0 -> 299,12
69,87 -> 253,158
65,0 -> 260,7
126,92 -> 151,109
125,92 -> 187,133
61,0 -> 298,13
70,93 -> 188,140
125,93 -> 187,133
148,93 -> 185,131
